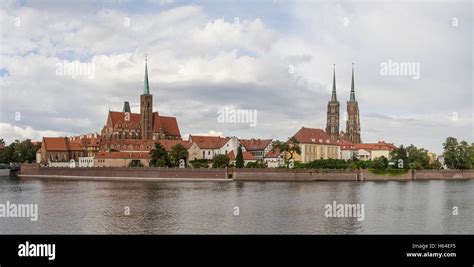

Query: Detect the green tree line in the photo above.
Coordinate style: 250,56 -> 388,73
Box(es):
0,139 -> 41,164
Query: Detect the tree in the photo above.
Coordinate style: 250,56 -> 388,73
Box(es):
370,156 -> 389,170
456,141 -> 472,169
128,160 -> 144,167
0,140 -> 18,163
443,137 -> 459,169
442,137 -> 472,169
469,143 -> 474,167
271,137 -> 301,168
405,144 -> 430,169
236,144 -> 244,168
169,144 -> 188,167
0,138 -> 5,146
390,145 -> 408,169
212,154 -> 229,168
13,139 -> 39,163
149,142 -> 170,167
427,160 -> 442,169
286,137 -> 301,163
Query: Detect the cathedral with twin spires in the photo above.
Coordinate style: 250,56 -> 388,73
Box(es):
326,63 -> 361,144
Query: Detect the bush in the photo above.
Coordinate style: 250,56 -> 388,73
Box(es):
128,160 -> 144,167
245,161 -> 267,168
212,154 -> 229,168
190,159 -> 210,168
306,159 -> 350,169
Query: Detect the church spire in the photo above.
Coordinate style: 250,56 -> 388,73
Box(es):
331,64 -> 337,101
144,54 -> 150,95
350,63 -> 355,101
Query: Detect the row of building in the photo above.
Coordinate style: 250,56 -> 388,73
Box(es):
37,128 -> 397,168
37,58 -> 398,168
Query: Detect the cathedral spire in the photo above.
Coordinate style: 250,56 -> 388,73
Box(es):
331,64 -> 337,101
350,63 -> 355,101
144,54 -> 150,95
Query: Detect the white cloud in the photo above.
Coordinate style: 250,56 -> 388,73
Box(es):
0,1 -> 471,154
0,123 -> 70,142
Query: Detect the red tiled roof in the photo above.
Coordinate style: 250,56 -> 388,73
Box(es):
109,111 -> 141,126
42,137 -> 83,151
107,111 -> 181,138
227,151 -> 256,161
354,141 -> 397,151
239,139 -> 272,151
159,115 -> 181,137
81,137 -> 100,147
158,140 -> 192,152
292,127 -> 338,145
338,139 -> 355,150
265,149 -> 283,158
189,135 -> 230,149
70,137 -> 100,147
95,151 -> 150,159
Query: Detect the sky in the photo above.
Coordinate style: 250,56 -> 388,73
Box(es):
0,0 -> 472,154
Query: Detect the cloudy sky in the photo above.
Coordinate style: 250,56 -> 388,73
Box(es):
0,0 -> 472,153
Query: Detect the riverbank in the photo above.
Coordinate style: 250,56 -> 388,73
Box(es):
18,164 -> 474,182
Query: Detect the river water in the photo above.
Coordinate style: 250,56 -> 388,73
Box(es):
0,177 -> 472,234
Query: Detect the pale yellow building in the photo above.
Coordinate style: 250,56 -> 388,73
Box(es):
427,152 -> 437,164
290,127 -> 340,163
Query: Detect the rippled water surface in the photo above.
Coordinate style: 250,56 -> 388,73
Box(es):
0,177 -> 472,234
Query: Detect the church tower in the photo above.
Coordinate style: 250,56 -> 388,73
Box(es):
346,63 -> 361,144
326,64 -> 340,140
140,56 -> 153,140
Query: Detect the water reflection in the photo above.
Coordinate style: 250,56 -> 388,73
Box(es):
0,178 -> 472,234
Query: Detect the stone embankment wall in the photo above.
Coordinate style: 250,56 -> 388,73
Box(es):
232,168 -> 358,181
20,164 -> 228,180
233,169 -> 474,181
19,164 -> 474,182
414,170 -> 474,180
